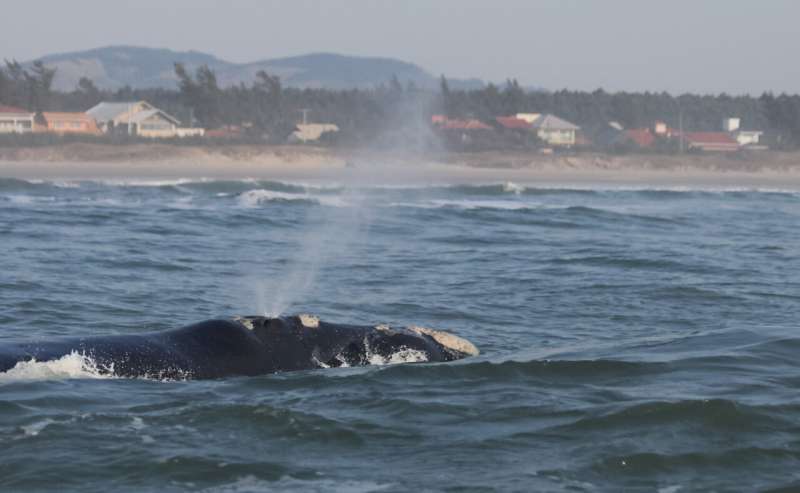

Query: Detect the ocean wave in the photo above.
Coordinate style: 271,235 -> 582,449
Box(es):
2,194 -> 57,205
237,189 -> 347,208
387,199 -> 546,211
4,177 -> 800,196
560,398 -> 788,433
199,475 -> 394,493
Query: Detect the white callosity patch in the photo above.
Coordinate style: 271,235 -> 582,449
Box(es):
298,314 -> 320,328
367,347 -> 429,365
362,333 -> 430,366
374,324 -> 395,335
409,326 -> 480,356
232,316 -> 254,330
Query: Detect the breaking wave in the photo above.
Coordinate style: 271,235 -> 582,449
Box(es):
237,189 -> 347,208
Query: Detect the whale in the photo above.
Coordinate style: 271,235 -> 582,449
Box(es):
0,314 -> 479,380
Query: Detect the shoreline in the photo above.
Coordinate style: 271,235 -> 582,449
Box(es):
2,143 -> 800,189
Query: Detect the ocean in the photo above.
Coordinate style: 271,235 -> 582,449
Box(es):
0,176 -> 799,492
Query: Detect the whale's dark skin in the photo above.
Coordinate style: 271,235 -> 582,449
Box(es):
0,315 -> 478,380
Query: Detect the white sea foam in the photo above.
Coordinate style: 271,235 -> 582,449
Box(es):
0,351 -> 112,383
238,189 -> 347,208
5,195 -> 56,205
389,199 -> 541,211
95,178 -> 214,187
201,475 -> 393,493
503,181 -> 526,194
21,419 -> 55,437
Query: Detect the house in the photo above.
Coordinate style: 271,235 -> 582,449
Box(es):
530,114 -> 580,147
86,101 -> 202,138
37,112 -> 101,135
681,132 -> 740,152
87,101 -> 156,133
495,116 -> 533,130
0,105 -> 35,134
289,123 -> 339,143
621,128 -> 656,149
127,109 -> 182,138
515,113 -> 541,123
431,115 -> 492,131
431,115 -> 494,146
723,118 -> 764,148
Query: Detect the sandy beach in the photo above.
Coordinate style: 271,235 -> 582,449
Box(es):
2,143 -> 800,189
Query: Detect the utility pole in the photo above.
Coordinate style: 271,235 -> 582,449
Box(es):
127,103 -> 136,136
299,108 -> 310,125
674,97 -> 684,154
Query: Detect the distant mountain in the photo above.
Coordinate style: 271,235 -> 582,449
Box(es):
28,46 -> 484,92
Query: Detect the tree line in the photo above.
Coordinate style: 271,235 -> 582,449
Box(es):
2,59 -> 800,150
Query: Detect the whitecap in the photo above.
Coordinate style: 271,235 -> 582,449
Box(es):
200,475 -> 393,493
503,181 -> 526,195
237,189 -> 348,208
5,195 -> 56,205
389,199 -> 539,211
21,419 -> 55,437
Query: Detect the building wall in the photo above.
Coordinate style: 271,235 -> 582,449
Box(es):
688,142 -> 739,152
43,117 -> 100,135
538,129 -> 576,146
176,128 -> 205,138
736,131 -> 762,146
0,115 -> 35,134
516,113 -> 541,123
136,114 -> 177,138
112,102 -> 154,126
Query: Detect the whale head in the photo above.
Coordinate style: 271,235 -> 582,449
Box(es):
232,315 -> 479,367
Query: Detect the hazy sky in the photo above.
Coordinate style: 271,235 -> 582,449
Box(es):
2,0 -> 797,94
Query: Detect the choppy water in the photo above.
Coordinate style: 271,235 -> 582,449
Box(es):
1,175 -> 799,492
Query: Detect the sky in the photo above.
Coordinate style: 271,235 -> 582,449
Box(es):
2,0 -> 797,95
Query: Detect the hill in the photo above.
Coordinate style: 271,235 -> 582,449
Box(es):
29,46 -> 484,91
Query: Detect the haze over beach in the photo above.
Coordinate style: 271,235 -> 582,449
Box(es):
2,0 -> 800,186
2,2 -> 800,493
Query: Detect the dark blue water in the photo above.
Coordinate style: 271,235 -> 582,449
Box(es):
1,177 -> 799,492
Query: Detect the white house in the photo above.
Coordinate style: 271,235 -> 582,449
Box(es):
87,101 -> 204,138
87,101 -> 155,133
723,117 -> 763,147
0,105 -> 35,134
289,123 -> 339,143
530,114 -> 580,147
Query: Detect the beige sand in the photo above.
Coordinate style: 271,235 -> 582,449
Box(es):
2,143 -> 800,189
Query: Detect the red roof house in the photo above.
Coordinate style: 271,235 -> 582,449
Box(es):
495,116 -> 533,130
623,129 -> 656,148
681,132 -> 739,152
433,117 -> 492,131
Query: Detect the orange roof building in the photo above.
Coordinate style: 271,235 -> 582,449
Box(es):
681,132 -> 739,152
37,112 -> 101,135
